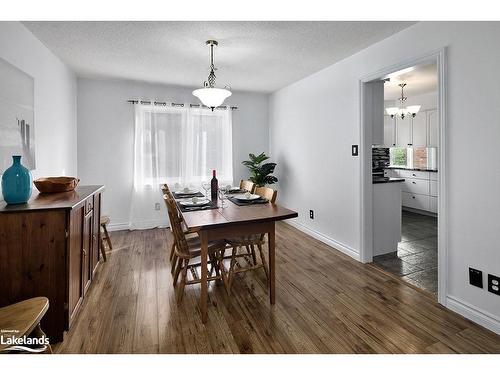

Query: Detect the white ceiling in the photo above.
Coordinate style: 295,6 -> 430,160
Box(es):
384,62 -> 438,100
23,21 -> 415,93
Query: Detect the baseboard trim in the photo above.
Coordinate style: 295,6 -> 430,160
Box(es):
286,219 -> 360,261
107,219 -> 168,232
446,295 -> 500,335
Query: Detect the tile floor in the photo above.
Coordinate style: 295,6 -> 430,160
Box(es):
373,210 -> 438,296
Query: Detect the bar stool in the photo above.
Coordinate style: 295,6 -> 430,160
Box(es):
100,216 -> 112,261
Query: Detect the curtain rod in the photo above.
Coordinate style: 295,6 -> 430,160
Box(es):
127,100 -> 238,110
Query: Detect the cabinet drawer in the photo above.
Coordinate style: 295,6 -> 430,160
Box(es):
430,180 -> 438,197
398,169 -> 430,180
430,196 -> 438,213
430,172 -> 438,181
402,178 -> 430,195
85,197 -> 94,214
384,169 -> 395,178
402,192 -> 430,211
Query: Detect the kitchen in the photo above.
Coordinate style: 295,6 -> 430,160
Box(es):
371,62 -> 439,295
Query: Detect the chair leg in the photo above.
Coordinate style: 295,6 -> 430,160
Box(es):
169,242 -> 176,261
99,231 -> 107,262
257,243 -> 270,282
227,246 -> 238,294
247,244 -> 257,265
173,257 -> 183,286
103,223 -> 113,250
177,259 -> 188,304
171,253 -> 178,275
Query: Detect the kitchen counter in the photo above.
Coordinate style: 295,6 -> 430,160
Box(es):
373,177 -> 405,184
386,166 -> 438,172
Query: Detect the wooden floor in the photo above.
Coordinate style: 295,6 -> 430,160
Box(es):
57,222 -> 500,354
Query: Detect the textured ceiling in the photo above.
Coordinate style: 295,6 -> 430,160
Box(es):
384,63 -> 438,100
23,21 -> 415,93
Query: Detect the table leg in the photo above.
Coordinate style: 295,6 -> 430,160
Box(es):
199,230 -> 208,323
268,222 -> 276,305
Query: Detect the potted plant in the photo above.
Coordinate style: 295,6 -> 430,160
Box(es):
242,152 -> 278,187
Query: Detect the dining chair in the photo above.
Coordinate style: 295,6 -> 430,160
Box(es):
239,179 -> 256,193
164,195 -> 228,303
99,216 -> 111,261
161,184 -> 198,274
224,186 -> 277,293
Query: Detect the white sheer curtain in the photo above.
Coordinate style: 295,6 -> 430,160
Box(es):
129,103 -> 233,229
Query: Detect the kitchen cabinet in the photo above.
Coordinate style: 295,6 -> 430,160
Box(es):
371,80 -> 385,145
0,185 -> 104,342
389,168 -> 438,214
396,117 -> 412,146
428,109 -> 439,147
411,113 -> 427,147
384,115 -> 396,147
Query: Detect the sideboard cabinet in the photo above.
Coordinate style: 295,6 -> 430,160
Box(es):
0,185 -> 104,342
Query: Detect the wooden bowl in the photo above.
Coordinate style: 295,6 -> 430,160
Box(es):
34,177 -> 80,194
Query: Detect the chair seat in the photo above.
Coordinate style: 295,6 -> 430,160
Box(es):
178,237 -> 226,259
226,234 -> 265,246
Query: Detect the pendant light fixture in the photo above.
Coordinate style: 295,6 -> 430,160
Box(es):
386,83 -> 421,119
192,40 -> 232,111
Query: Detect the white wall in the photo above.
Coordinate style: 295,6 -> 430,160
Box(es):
77,78 -> 269,229
270,22 -> 500,333
0,22 -> 77,201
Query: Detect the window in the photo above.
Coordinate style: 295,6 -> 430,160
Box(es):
390,147 -> 407,167
129,104 -> 233,229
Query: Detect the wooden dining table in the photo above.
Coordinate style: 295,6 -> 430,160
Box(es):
176,196 -> 298,323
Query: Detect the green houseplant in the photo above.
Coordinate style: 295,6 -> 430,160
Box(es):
242,152 -> 278,187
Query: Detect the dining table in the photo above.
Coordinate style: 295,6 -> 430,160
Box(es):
175,194 -> 298,323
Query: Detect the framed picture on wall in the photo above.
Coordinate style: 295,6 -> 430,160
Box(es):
0,56 -> 35,172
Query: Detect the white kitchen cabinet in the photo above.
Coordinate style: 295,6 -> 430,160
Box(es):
402,178 -> 430,196
430,180 -> 438,197
384,115 -> 396,147
371,80 -> 385,145
396,117 -> 412,147
429,196 -> 438,213
402,192 -> 430,211
411,113 -> 427,147
428,109 -> 439,147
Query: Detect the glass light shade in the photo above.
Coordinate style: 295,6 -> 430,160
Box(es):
407,105 -> 421,115
192,87 -> 232,108
385,107 -> 399,116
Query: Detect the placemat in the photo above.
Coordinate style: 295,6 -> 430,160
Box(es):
228,197 -> 269,206
172,191 -> 205,199
178,200 -> 218,212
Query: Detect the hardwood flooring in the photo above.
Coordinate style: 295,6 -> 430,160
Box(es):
56,222 -> 500,353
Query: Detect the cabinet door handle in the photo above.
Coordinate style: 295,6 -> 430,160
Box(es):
83,248 -> 87,257
412,173 -> 416,176
412,196 -> 416,199
412,181 -> 416,184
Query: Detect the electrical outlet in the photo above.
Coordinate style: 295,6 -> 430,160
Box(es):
469,268 -> 483,288
155,203 -> 161,211
488,274 -> 500,296
309,210 -> 314,219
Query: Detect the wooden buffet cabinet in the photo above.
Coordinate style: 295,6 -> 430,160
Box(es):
0,185 -> 104,342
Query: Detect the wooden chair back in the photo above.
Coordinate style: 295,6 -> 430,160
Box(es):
164,195 -> 190,257
254,186 -> 277,203
161,183 -> 171,196
240,180 -> 255,193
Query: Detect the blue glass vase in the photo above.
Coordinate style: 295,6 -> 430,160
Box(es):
1,155 -> 33,204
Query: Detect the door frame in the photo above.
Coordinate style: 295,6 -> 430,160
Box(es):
359,48 -> 448,305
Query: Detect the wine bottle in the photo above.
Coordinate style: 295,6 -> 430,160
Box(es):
210,170 -> 218,201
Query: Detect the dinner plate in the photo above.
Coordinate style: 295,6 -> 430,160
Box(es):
178,198 -> 210,207
174,189 -> 198,195
233,193 -> 261,201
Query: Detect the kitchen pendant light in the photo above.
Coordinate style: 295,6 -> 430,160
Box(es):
192,40 -> 231,111
386,83 -> 421,120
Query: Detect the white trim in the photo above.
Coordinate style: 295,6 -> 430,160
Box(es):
286,219 -> 360,261
446,295 -> 500,335
359,48 -> 448,306
107,219 -> 169,232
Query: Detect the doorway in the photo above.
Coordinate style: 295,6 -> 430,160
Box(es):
359,49 -> 447,304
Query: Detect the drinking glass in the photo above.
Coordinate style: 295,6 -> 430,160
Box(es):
202,182 -> 210,198
218,188 -> 227,208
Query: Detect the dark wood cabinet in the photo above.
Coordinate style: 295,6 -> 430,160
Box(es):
0,185 -> 104,342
